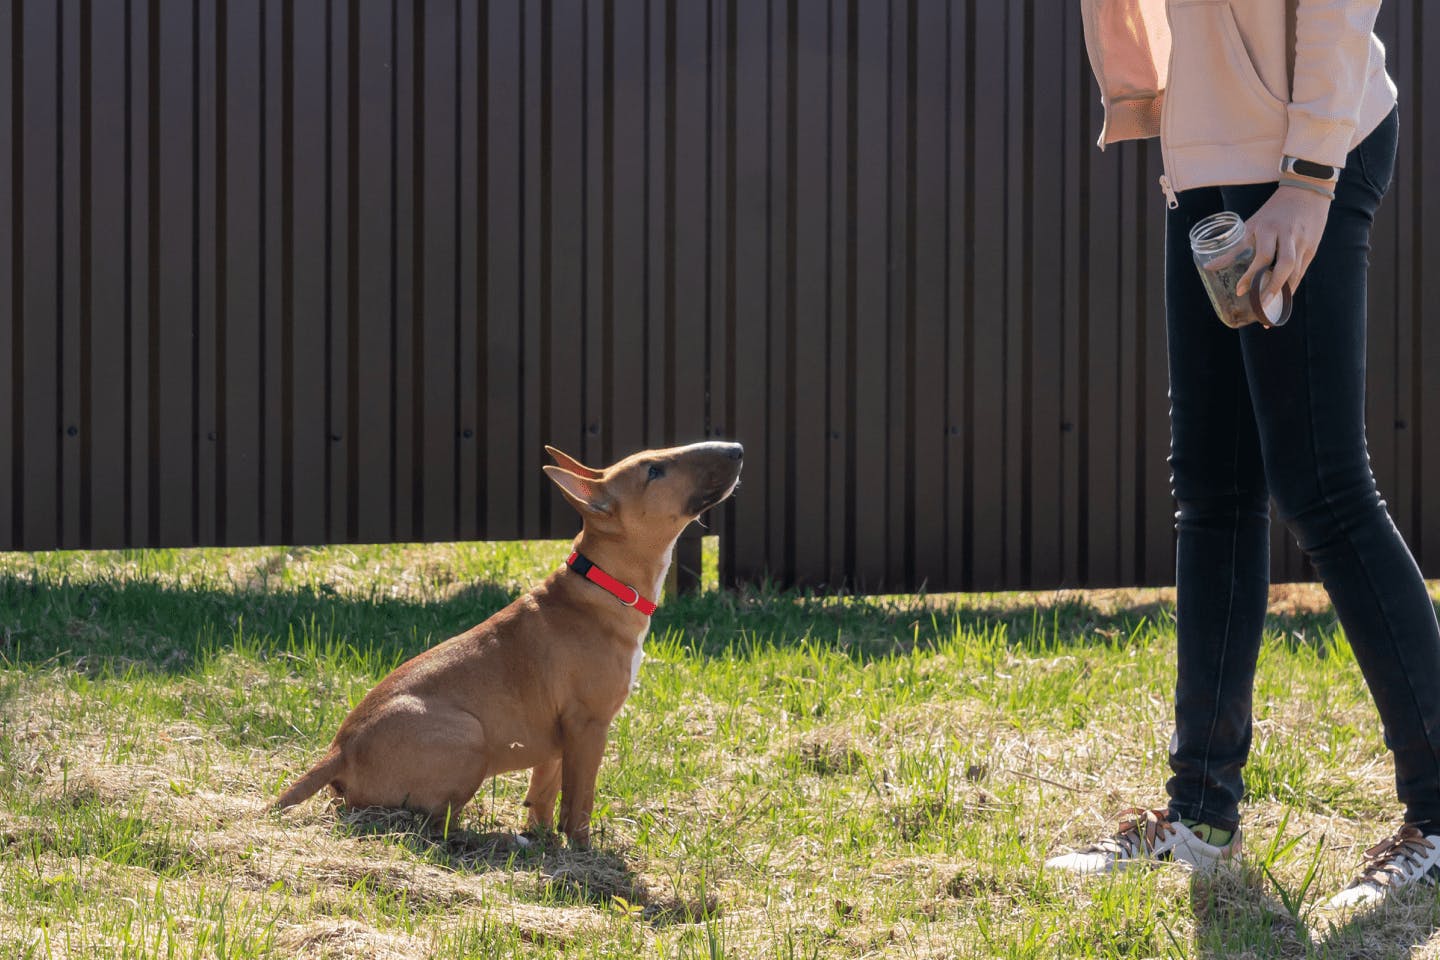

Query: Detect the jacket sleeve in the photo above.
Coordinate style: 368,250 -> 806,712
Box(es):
1283,0 -> 1383,168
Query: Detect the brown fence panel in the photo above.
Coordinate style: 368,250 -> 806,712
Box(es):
1,1 -> 1435,594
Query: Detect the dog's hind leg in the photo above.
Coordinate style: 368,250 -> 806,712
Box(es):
523,757 -> 562,831
336,706 -> 489,818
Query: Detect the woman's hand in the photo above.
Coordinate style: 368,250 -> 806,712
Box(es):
1235,185 -> 1332,304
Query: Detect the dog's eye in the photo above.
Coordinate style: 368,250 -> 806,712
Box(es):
647,465 -> 664,482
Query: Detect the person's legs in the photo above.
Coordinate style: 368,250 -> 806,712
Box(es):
1228,108 -> 1440,830
1048,110 -> 1440,887
1046,186 -> 1268,874
1162,186 -> 1273,836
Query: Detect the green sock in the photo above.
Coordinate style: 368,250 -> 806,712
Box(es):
1181,818 -> 1234,846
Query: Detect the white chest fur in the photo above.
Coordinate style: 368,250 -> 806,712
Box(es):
628,543 -> 667,691
630,629 -> 646,689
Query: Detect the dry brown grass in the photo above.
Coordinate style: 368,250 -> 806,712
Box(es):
0,686 -> 654,956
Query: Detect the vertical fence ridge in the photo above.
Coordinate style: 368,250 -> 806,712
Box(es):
840,0 -> 857,584
939,0 -> 953,586
598,0 -> 612,468
473,0 -> 488,538
1409,0 -> 1427,560
450,0 -> 462,538
8,1 -> 20,546
900,0 -> 915,587
343,0 -> 358,541
122,0 -> 133,545
144,0 -> 159,546
280,0 -> 293,541
537,0 -> 552,531
958,0 -> 974,589
384,0 -> 397,541
189,0 -> 202,545
639,0 -> 651,448
1017,0 -> 1033,585
1131,142 -> 1150,580
256,0 -> 270,543
213,0 -> 229,544
8,1 -> 22,550
408,0 -> 424,538
78,0 -> 92,545
662,0 -> 676,446
54,0 -> 66,549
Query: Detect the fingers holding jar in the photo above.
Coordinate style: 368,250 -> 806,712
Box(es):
1235,186 -> 1331,305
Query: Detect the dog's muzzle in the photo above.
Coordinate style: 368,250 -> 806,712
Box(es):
687,477 -> 741,516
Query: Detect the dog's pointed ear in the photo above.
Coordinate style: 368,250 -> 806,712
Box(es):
544,465 -> 612,516
544,445 -> 604,480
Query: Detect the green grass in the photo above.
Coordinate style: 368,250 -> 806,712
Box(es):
1,541 -> 1438,957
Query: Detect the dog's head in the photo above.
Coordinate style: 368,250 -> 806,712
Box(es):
543,441 -> 744,548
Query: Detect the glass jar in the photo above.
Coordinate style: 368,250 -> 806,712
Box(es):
1188,211 -> 1292,329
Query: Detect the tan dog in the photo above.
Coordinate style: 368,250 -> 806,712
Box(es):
275,441 -> 743,847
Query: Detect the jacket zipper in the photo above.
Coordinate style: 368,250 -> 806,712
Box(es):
1158,174 -> 1179,209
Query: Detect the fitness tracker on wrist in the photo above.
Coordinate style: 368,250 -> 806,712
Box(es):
1279,155 -> 1340,184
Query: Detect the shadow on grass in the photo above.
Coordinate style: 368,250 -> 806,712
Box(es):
1190,867 -> 1440,958
0,566 -> 1356,676
659,584 -> 1348,663
0,571 -> 519,675
336,805 -> 542,871
334,806 -> 714,926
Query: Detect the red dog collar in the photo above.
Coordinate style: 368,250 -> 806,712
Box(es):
566,551 -> 658,616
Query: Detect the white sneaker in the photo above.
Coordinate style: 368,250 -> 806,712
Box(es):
1326,825 -> 1440,910
1045,807 -> 1242,875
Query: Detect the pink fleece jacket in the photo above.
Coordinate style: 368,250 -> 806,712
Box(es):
1080,0 -> 1397,195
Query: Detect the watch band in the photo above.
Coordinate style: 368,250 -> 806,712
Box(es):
1278,176 -> 1336,201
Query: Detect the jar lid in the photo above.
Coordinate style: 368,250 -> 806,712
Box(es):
1249,274 -> 1294,327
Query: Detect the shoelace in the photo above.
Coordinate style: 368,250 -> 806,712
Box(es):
1350,825 -> 1438,889
1086,807 -> 1176,859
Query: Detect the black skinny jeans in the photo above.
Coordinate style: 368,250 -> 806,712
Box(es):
1164,108 -> 1440,832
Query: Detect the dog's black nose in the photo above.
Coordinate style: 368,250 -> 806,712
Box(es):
727,443 -> 744,461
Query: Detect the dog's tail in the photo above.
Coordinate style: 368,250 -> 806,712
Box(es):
274,747 -> 343,810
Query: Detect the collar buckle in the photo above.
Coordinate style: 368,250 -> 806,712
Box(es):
566,550 -> 657,616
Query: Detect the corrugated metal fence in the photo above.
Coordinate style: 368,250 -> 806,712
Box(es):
3,1 -> 1437,592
